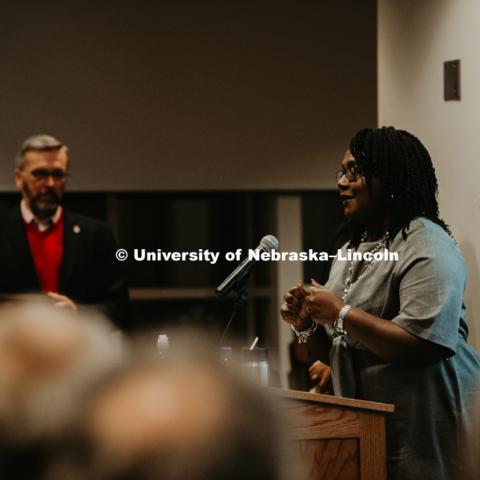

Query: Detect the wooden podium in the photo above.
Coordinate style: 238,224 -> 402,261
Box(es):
273,389 -> 394,480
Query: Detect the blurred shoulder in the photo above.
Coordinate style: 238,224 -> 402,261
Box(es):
63,210 -> 113,236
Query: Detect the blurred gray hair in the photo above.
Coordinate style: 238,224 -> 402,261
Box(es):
15,134 -> 69,169
0,299 -> 124,444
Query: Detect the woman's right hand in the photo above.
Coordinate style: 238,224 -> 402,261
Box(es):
280,281 -> 312,331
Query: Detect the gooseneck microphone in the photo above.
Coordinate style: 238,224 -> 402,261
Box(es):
216,235 -> 279,296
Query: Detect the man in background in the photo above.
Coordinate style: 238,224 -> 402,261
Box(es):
0,134 -> 130,329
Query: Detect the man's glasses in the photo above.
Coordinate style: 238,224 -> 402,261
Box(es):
28,169 -> 68,182
335,164 -> 362,182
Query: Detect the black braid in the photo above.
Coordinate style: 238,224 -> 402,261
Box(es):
348,126 -> 450,248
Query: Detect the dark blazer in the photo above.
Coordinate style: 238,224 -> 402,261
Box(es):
0,206 -> 130,329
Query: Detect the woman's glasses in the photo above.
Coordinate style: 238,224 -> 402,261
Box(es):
335,164 -> 362,182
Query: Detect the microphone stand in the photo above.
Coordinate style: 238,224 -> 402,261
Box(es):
218,285 -> 248,346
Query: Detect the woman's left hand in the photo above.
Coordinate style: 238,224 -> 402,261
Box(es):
308,360 -> 332,394
305,279 -> 345,325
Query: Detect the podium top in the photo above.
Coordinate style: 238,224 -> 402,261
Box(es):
271,388 -> 395,413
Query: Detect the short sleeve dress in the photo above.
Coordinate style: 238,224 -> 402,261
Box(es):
325,217 -> 480,480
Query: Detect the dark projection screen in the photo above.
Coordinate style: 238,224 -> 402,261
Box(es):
0,1 -> 376,192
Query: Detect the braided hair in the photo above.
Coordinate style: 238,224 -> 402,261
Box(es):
348,126 -> 450,247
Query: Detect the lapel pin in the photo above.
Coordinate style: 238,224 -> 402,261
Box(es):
73,225 -> 81,234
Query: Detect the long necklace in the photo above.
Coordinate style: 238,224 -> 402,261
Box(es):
342,231 -> 390,302
329,232 -> 390,338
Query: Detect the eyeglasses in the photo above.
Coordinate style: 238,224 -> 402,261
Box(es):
335,164 -> 362,183
28,168 -> 68,182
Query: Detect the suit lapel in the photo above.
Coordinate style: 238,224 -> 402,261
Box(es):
59,210 -> 77,292
6,206 -> 40,288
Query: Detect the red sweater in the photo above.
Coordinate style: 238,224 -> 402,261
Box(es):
24,215 -> 63,293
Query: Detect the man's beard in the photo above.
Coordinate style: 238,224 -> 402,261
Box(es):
23,184 -> 61,220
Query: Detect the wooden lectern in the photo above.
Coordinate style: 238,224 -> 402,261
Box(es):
273,389 -> 394,480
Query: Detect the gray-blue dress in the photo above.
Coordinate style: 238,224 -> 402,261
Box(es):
325,217 -> 480,480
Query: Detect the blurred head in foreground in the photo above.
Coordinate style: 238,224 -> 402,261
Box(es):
53,332 -> 294,480
0,299 -> 123,479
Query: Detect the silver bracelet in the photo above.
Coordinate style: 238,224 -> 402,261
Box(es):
290,321 -> 318,344
333,304 -> 351,335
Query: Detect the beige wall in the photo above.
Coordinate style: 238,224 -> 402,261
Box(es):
0,0 -> 376,192
378,0 -> 480,350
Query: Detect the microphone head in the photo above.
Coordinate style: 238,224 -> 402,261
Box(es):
259,235 -> 279,251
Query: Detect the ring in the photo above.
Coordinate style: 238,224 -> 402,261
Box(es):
281,302 -> 291,313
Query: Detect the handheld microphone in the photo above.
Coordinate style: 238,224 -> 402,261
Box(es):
216,235 -> 279,296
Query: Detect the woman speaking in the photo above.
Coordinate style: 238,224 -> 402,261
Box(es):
281,127 -> 480,480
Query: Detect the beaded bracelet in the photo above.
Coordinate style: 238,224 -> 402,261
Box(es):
333,304 -> 351,336
290,321 -> 318,344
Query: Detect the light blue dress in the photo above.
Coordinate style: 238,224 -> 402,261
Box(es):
325,217 -> 480,480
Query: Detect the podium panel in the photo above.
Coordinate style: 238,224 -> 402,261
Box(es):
273,389 -> 394,480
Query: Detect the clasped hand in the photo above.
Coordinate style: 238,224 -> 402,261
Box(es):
280,279 -> 345,330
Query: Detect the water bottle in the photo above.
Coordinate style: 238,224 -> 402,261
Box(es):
157,334 -> 170,359
242,347 -> 269,386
